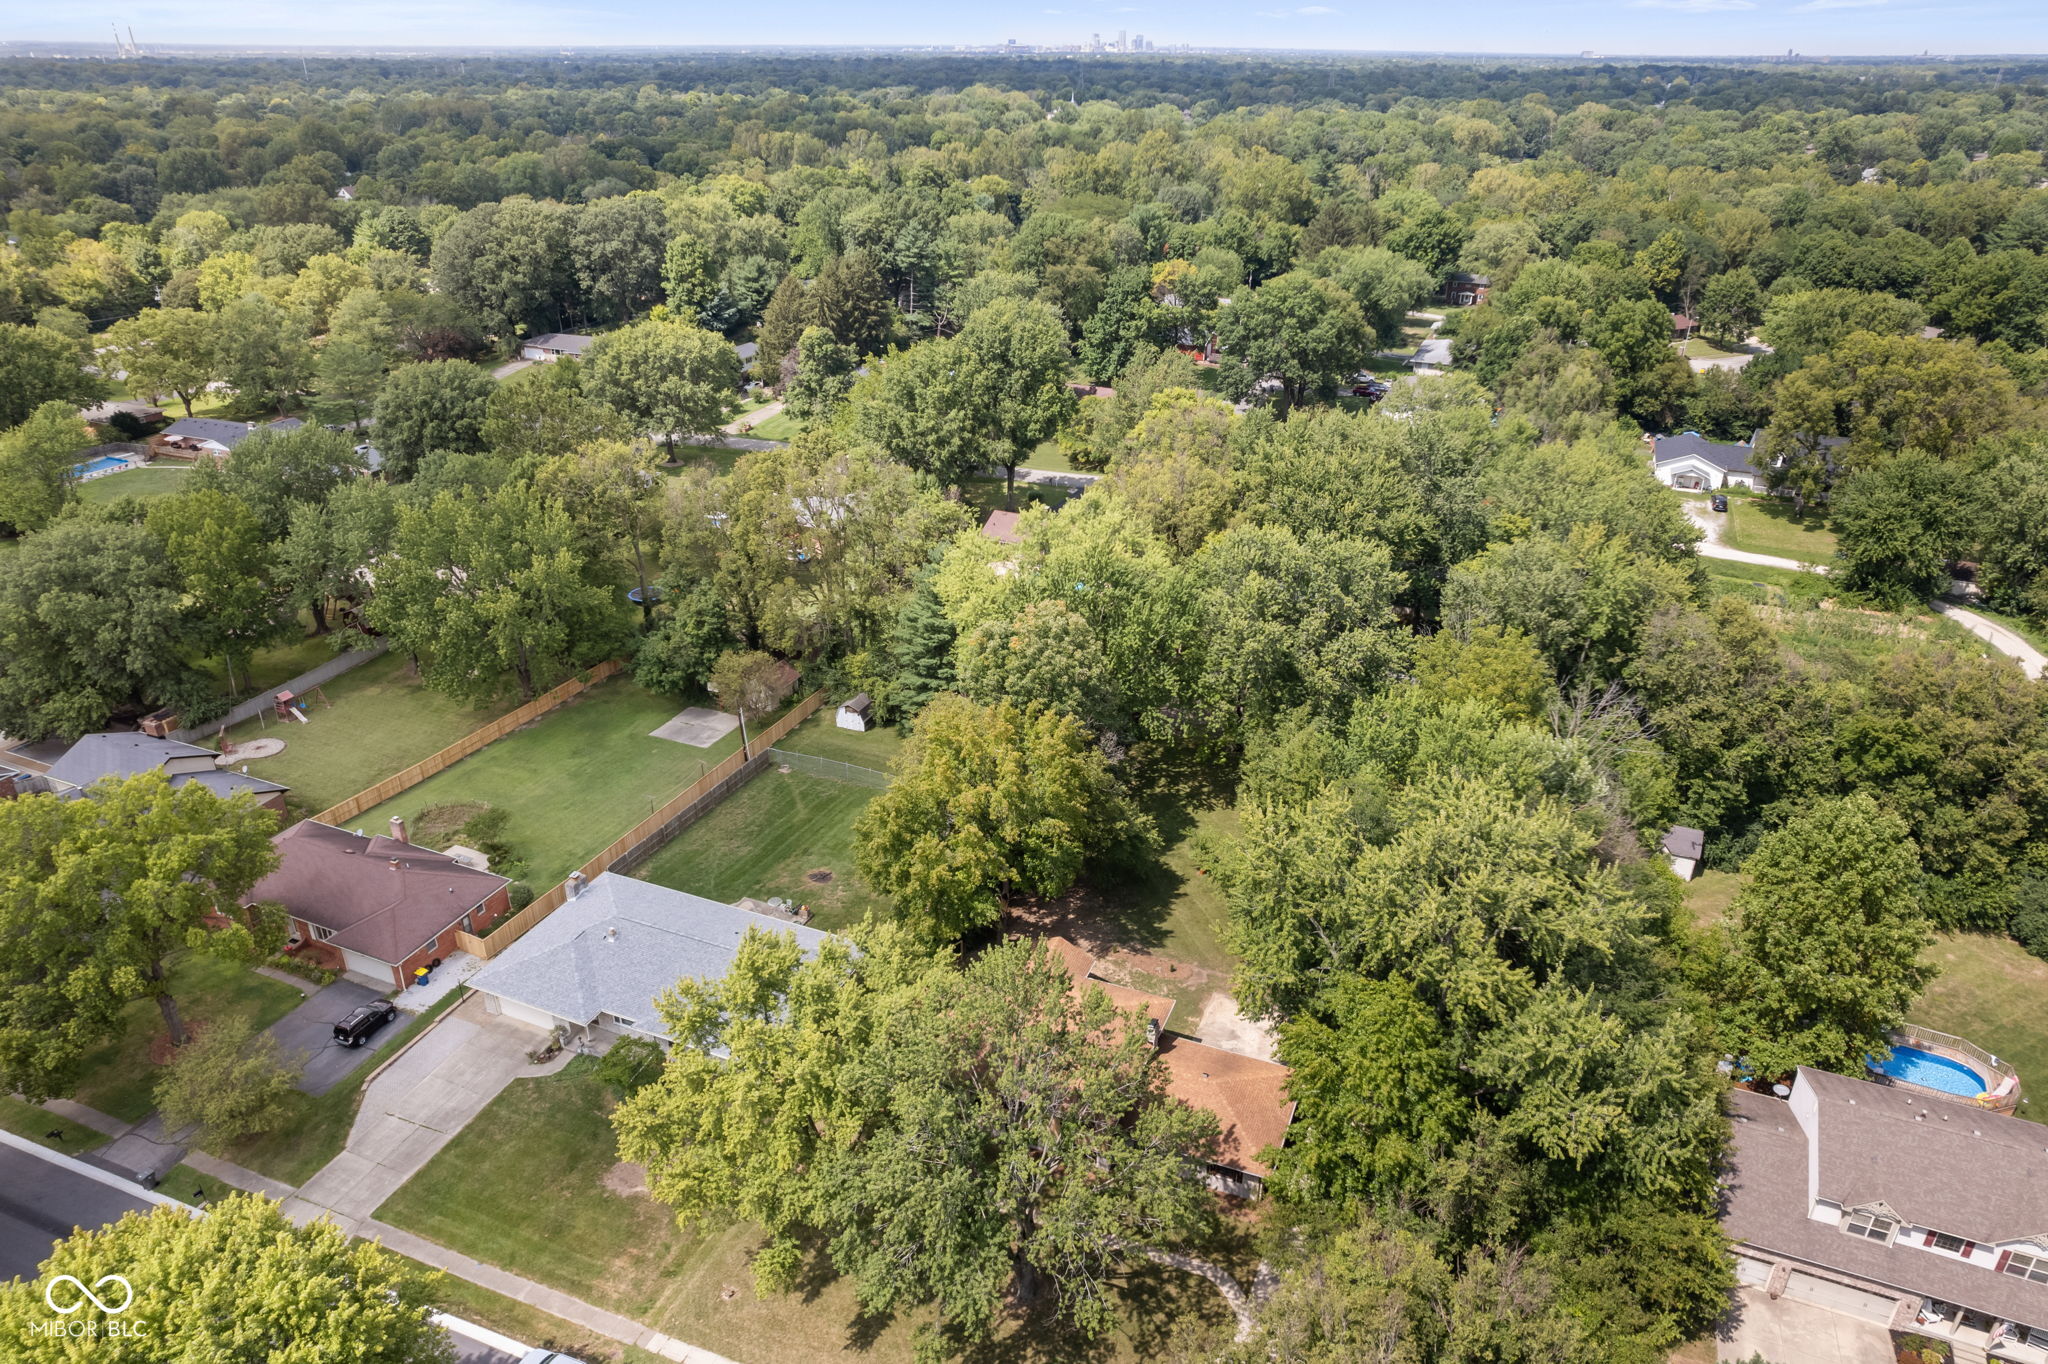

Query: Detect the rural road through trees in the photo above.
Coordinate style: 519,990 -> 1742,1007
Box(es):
1683,501 -> 2046,680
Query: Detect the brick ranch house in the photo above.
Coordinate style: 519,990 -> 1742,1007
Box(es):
248,819 -> 511,990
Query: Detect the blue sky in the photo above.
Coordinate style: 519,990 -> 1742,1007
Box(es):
10,0 -> 2046,57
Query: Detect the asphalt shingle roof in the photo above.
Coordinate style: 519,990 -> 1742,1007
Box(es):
160,417 -> 255,448
467,873 -> 834,1034
47,733 -> 286,799
246,821 -> 508,965
1652,432 -> 1760,477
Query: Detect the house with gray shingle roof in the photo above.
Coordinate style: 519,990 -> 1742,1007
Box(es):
467,872 -> 834,1046
1648,431 -> 1763,491
151,416 -> 304,462
45,732 -> 287,812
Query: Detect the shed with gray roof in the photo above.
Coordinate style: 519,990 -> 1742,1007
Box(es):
467,872 -> 835,1044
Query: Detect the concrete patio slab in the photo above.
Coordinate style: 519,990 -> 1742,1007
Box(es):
649,707 -> 738,748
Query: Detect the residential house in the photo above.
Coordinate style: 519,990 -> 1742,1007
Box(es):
836,693 -> 874,732
519,333 -> 594,362
1723,1066 -> 2048,1362
247,818 -> 512,990
78,400 -> 164,426
1662,825 -> 1704,881
1672,312 -> 1697,341
1442,272 -> 1490,307
1045,935 -> 1294,1197
1408,337 -> 1452,371
1648,431 -> 1763,491
466,872 -> 833,1047
150,416 -> 304,463
45,732 -> 287,814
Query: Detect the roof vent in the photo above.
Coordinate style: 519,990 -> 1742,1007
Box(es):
389,858 -> 401,869
604,927 -> 617,943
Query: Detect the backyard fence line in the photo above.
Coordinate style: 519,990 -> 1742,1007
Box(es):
765,747 -> 891,789
454,690 -> 826,962
310,658 -> 626,828
176,644 -> 391,745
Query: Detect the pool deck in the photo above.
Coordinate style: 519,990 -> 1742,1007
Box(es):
1870,1026 -> 2023,1115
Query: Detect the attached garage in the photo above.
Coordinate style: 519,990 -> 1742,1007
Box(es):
339,946 -> 398,988
1781,1271 -> 1902,1323
479,993 -> 562,1034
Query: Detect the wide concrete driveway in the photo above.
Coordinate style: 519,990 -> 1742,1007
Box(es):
268,978 -> 390,1096
1718,1286 -> 1894,1363
284,993 -> 562,1234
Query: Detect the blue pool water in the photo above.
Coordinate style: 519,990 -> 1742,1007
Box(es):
1870,1045 -> 1987,1097
73,455 -> 131,477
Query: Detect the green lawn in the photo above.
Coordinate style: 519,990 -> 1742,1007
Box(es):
391,1252 -> 646,1363
1765,604 -> 1990,679
744,410 -> 802,441
1022,437 -> 1075,472
77,465 -> 194,503
663,446 -> 744,477
1914,932 -> 2048,1125
190,623 -> 334,697
1681,869 -> 1744,931
771,708 -> 903,771
962,476 -> 1072,519
215,987 -> 466,1185
634,768 -> 885,932
67,952 -> 305,1124
1679,337 -> 1747,360
1698,493 -> 1838,565
215,651 -> 516,818
375,1058 -> 1227,1363
164,1163 -> 237,1207
0,1097 -> 109,1153
356,680 -> 777,890
1702,556 -> 1832,600
375,1058 -> 930,1364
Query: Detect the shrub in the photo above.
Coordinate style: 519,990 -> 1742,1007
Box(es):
595,1035 -> 665,1097
154,1016 -> 304,1149
507,881 -> 535,912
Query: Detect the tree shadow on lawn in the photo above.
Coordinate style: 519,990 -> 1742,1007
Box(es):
1011,753 -> 1236,962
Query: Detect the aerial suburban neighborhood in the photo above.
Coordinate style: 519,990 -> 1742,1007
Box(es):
2,15 -> 2048,1364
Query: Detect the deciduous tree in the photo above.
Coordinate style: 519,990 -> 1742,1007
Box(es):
582,319 -> 739,453
371,359 -> 496,480
102,308 -> 220,417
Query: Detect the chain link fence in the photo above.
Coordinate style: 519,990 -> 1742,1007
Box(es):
766,748 -> 891,789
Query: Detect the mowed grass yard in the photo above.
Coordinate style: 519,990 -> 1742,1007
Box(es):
356,680 -> 768,890
772,709 -> 904,771
1707,493 -> 1838,565
1915,932 -> 2048,1125
67,951 -> 305,1124
77,464 -> 195,503
216,651 -> 518,818
634,767 -> 885,932
375,1059 -> 1236,1364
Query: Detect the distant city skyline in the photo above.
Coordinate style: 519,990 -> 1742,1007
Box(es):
5,1 -> 2047,59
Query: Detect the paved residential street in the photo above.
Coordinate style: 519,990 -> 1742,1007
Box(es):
0,1133 -> 189,1282
267,978 -> 391,1096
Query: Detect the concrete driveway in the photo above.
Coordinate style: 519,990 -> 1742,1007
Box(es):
268,979 -> 391,1096
1718,1285 -> 1894,1363
284,992 -> 561,1234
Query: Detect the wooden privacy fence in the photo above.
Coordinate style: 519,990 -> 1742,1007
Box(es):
455,690 -> 827,961
311,658 -> 625,827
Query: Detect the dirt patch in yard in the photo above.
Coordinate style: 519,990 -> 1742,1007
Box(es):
804,868 -> 833,884
602,1161 -> 649,1198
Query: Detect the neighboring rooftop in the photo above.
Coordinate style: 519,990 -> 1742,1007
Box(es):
157,416 -> 303,450
247,820 -> 509,964
982,508 -> 1023,545
1651,431 -> 1760,477
467,872 -> 833,1036
526,332 -> 594,355
1662,825 -> 1705,861
47,732 -> 286,802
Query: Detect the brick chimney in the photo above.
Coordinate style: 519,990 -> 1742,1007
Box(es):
1145,1017 -> 1161,1048
389,815 -> 407,844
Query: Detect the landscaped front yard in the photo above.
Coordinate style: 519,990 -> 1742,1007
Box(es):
634,767 -> 886,932
375,1058 -> 1236,1363
355,679 -> 775,890
1708,493 -> 1838,565
66,951 -> 305,1124
215,651 -> 518,818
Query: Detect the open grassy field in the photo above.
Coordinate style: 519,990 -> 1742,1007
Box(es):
215,651 -> 517,818
216,987 -> 467,1185
745,409 -> 802,440
376,1058 -> 1235,1364
772,708 -> 903,771
1760,603 -> 1991,679
634,768 -> 885,932
1914,932 -> 2048,1125
189,622 -> 334,697
1023,437 -> 1075,472
67,952 -> 305,1124
356,680 -> 775,890
0,1096 -> 109,1153
1681,869 -> 1744,931
77,465 -> 194,503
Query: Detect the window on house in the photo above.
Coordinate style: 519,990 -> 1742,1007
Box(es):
1932,1231 -> 1968,1254
2027,1324 -> 2048,1351
601,1012 -> 639,1029
1843,1210 -> 1896,1244
2005,1250 -> 2048,1284
310,924 -> 335,943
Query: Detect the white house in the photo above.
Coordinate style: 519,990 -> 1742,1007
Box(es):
1723,1066 -> 2048,1362
519,333 -> 594,362
1648,431 -> 1763,491
836,693 -> 874,732
1661,825 -> 1704,881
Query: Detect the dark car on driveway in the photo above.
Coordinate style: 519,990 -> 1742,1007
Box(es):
1710,493 -> 1729,512
334,1000 -> 399,1048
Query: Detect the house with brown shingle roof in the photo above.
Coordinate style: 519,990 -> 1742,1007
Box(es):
1722,1066 -> 2048,1358
1041,935 -> 1294,1196
247,818 -> 511,990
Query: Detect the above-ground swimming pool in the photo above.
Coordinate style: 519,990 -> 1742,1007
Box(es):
72,454 -> 134,479
1870,1045 -> 1988,1097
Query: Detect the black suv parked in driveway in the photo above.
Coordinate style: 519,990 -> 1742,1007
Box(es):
334,1000 -> 399,1048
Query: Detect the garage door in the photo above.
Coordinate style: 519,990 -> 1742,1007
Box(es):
339,947 -> 395,987
1734,1256 -> 1772,1288
1781,1271 -> 1900,1322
